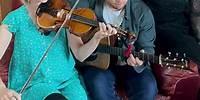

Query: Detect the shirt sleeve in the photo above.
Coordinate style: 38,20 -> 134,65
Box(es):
1,11 -> 19,34
133,5 -> 156,73
135,8 -> 156,54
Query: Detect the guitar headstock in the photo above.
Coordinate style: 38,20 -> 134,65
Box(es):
159,52 -> 189,70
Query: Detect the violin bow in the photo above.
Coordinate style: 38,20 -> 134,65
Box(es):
12,0 -> 80,98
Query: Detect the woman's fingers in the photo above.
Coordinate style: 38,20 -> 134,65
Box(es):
101,23 -> 107,32
10,90 -> 21,100
97,22 -> 117,39
107,24 -> 117,36
99,22 -> 103,32
106,24 -> 113,34
3,95 -> 10,100
0,89 -> 21,100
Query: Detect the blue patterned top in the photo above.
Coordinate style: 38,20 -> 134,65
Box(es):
2,5 -> 77,99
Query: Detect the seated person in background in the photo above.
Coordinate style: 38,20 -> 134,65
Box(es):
191,0 -> 200,45
71,0 -> 158,100
0,0 -> 117,99
144,0 -> 200,68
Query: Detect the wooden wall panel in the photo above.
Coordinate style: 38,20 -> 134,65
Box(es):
0,0 -> 12,22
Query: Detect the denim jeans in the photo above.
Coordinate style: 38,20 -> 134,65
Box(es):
82,65 -> 158,100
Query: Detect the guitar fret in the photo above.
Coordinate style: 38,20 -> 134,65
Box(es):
97,44 -> 159,64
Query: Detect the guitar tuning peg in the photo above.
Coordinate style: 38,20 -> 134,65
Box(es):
176,53 -> 179,57
173,64 -> 176,67
181,66 -> 184,69
168,52 -> 171,57
183,53 -> 186,58
173,58 -> 177,61
181,59 -> 184,62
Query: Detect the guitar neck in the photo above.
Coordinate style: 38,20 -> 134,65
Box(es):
97,45 -> 159,64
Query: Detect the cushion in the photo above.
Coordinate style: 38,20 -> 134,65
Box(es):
153,60 -> 200,100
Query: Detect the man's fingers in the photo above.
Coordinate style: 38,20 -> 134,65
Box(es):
127,54 -> 144,67
135,57 -> 143,66
129,54 -> 136,64
127,54 -> 137,66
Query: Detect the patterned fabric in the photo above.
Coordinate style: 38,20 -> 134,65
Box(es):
191,0 -> 200,43
2,5 -> 87,100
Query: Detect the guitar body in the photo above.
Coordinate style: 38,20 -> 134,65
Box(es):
85,52 -> 110,70
78,27 -> 118,70
79,31 -> 191,71
84,37 -> 111,70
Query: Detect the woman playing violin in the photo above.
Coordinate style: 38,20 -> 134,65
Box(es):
0,0 -> 117,100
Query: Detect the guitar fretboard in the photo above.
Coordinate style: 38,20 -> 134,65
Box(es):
97,45 -> 159,64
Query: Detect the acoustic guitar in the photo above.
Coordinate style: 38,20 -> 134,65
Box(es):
84,44 -> 190,70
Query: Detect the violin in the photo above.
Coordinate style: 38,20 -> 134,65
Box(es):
36,0 -> 135,39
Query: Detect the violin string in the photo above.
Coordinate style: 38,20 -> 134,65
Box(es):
19,0 -> 80,95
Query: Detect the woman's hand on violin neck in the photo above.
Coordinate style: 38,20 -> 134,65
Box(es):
93,22 -> 117,40
0,87 -> 21,100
